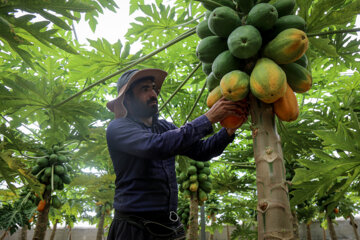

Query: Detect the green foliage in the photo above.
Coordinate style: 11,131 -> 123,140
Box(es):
0,0 -> 98,66
0,199 -> 36,234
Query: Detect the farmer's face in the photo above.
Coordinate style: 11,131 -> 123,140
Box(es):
125,79 -> 158,118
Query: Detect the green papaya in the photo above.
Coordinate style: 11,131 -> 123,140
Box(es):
196,161 -> 205,170
208,6 -> 242,37
198,189 -> 208,201
189,174 -> 198,183
294,54 -> 308,68
49,154 -> 58,164
31,165 -> 41,175
183,189 -> 191,199
246,3 -> 278,31
54,165 -> 65,175
273,15 -> 306,36
196,36 -> 228,63
51,195 -> 62,209
61,174 -> 71,184
200,181 -> 212,193
202,62 -> 213,76
178,172 -> 187,183
198,173 -> 208,182
196,20 -> 214,39
273,0 -> 295,17
44,167 -> 52,177
212,50 -> 244,79
58,155 -> 67,163
281,62 -> 312,93
37,158 -> 49,168
188,166 -> 197,175
182,180 -> 190,190
202,0 -> 236,11
206,72 -> 221,92
234,0 -> 254,14
200,167 -> 211,175
227,25 -> 262,59
189,181 -> 199,192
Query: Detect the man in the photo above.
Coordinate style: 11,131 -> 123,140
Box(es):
106,68 -> 248,239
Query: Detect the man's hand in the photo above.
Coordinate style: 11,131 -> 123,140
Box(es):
204,97 -> 248,124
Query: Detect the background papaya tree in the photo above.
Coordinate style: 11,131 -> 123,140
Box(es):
0,0 -> 360,239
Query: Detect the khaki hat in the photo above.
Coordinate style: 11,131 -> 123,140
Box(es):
106,68 -> 168,118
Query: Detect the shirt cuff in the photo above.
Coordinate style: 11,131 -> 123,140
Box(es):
191,115 -> 213,137
219,128 -> 236,143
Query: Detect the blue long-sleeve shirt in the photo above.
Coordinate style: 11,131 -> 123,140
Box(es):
106,114 -> 234,213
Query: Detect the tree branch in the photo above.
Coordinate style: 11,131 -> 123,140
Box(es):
54,27 -> 196,108
159,62 -> 202,112
183,80 -> 207,124
307,28 -> 360,37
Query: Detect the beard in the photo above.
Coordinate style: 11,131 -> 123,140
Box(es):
125,96 -> 158,118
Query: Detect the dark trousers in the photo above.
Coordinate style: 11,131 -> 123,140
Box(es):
107,211 -> 186,240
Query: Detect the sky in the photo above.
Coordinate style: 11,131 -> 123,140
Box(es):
73,0 -> 143,53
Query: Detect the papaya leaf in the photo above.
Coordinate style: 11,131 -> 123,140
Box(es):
309,37 -> 338,57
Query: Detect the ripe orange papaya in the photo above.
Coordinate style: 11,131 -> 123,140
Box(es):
220,114 -> 247,129
206,86 -> 222,108
263,28 -> 308,64
37,199 -> 46,212
281,62 -> 312,93
273,83 -> 299,122
250,58 -> 287,103
220,70 -> 250,101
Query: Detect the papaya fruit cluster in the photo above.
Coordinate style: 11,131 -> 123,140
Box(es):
197,0 -> 312,122
177,160 -> 212,205
96,201 -> 113,215
177,201 -> 190,228
31,145 -> 72,191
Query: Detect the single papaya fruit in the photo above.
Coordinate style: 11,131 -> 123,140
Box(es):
206,72 -> 221,92
272,0 -> 295,17
250,58 -> 287,103
263,28 -> 308,64
273,83 -> 299,122
202,0 -> 236,11
196,20 -> 214,39
202,62 -> 213,76
273,15 -> 306,36
208,6 -> 242,37
220,70 -> 250,101
212,50 -> 244,80
234,0 -> 254,14
196,36 -> 228,63
294,54 -> 308,68
281,62 -> 312,93
227,25 -> 262,59
220,110 -> 247,129
246,3 -> 278,31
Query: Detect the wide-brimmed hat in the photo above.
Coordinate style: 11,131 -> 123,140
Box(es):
106,68 -> 168,118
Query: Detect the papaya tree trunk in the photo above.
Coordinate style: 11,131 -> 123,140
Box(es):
187,192 -> 199,240
49,219 -> 58,240
67,225 -> 72,240
209,215 -> 216,240
33,190 -> 51,240
249,94 -> 293,240
0,230 -> 8,240
19,225 -> 27,240
322,227 -> 326,240
326,215 -> 338,240
306,222 -> 311,240
350,214 -> 360,240
96,208 -> 105,240
226,225 -> 230,240
291,210 -> 299,240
